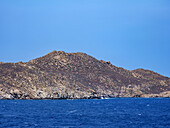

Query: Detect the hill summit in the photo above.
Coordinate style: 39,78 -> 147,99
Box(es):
0,51 -> 169,99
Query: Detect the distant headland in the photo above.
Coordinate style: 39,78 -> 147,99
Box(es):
0,50 -> 169,99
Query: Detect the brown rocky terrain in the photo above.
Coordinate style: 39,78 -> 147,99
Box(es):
0,50 -> 169,99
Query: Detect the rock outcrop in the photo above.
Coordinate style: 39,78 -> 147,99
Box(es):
0,50 -> 169,99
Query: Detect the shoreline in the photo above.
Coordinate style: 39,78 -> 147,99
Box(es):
0,96 -> 169,100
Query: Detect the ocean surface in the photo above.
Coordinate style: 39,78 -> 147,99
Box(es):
0,98 -> 170,128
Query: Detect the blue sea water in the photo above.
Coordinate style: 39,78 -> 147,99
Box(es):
0,98 -> 170,128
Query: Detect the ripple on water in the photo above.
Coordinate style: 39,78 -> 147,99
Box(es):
0,98 -> 169,127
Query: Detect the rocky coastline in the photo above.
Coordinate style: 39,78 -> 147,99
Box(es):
0,51 -> 169,99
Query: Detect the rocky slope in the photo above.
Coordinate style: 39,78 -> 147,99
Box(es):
0,51 -> 169,99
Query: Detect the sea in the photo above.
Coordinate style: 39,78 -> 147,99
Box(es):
0,98 -> 169,128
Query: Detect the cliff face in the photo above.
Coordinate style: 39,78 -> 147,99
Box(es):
0,51 -> 169,99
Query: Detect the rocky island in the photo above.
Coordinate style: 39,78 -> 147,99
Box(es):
0,50 -> 169,99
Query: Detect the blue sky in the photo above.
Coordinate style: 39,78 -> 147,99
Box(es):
0,0 -> 170,77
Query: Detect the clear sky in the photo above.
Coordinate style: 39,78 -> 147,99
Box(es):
0,0 -> 170,77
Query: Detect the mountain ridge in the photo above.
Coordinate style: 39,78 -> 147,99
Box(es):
0,50 -> 169,99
